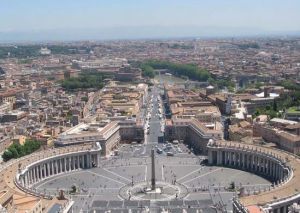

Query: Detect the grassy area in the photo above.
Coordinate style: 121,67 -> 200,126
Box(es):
61,72 -> 110,90
287,107 -> 300,114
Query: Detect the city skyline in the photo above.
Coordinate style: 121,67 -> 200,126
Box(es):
1,2 -> 300,211
0,0 -> 300,42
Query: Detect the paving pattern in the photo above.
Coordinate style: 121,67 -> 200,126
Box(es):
34,145 -> 271,212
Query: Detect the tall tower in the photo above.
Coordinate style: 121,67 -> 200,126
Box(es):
151,149 -> 156,190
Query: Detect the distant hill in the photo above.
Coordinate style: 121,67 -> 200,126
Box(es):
0,27 -> 299,43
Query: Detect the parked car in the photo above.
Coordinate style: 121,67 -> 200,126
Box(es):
166,152 -> 174,156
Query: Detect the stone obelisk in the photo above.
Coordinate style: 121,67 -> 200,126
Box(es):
151,149 -> 156,190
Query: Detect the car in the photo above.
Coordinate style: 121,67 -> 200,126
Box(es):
157,148 -> 163,154
166,152 -> 174,156
172,140 -> 179,144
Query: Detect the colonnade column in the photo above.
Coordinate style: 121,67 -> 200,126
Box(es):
97,153 -> 101,167
89,154 -> 92,168
64,158 -> 67,172
30,170 -> 33,184
72,156 -> 75,170
24,172 -> 28,186
33,167 -> 36,183
77,155 -> 80,169
83,155 -> 86,169
55,160 -> 58,174
68,157 -> 70,171
27,171 -> 30,185
60,159 -> 63,173
217,151 -> 222,165
51,161 -> 54,175
39,165 -> 42,180
47,162 -> 50,176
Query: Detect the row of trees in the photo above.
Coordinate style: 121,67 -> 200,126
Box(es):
2,139 -> 41,162
139,60 -> 236,92
61,72 -> 107,90
140,64 -> 155,78
141,60 -> 211,81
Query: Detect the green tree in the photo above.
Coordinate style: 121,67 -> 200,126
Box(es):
2,140 -> 41,162
61,72 -> 108,90
273,100 -> 278,111
140,64 -> 155,78
2,150 -> 13,162
140,60 -> 210,81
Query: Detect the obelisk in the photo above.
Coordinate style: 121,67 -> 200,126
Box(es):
151,149 -> 156,190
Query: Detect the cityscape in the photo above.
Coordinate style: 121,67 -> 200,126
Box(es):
0,1 -> 300,213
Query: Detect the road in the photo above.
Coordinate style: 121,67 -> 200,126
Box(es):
146,85 -> 164,145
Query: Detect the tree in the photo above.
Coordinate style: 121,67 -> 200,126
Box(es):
140,64 -> 155,78
2,140 -> 41,162
140,60 -> 210,81
10,147 -> 19,158
2,150 -> 13,162
273,100 -> 278,111
61,72 -> 108,90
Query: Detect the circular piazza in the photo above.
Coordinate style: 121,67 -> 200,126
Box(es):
2,138 -> 299,213
31,143 -> 271,212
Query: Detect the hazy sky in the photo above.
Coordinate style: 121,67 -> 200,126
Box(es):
0,0 -> 300,41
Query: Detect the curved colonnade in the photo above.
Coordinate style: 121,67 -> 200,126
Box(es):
207,141 -> 300,213
3,139 -> 300,213
16,144 -> 101,197
0,143 -> 101,212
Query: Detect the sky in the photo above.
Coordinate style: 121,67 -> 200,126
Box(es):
0,0 -> 300,41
